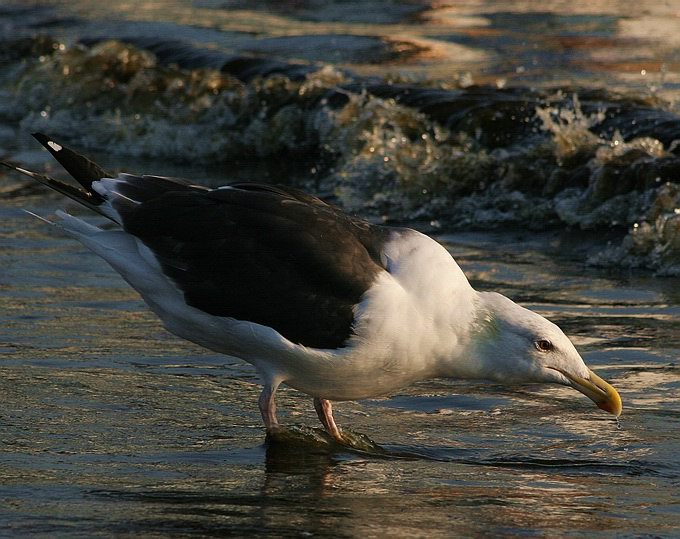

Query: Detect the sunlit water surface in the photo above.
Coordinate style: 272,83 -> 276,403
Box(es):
6,0 -> 680,96
1,0 -> 680,537
1,194 -> 679,537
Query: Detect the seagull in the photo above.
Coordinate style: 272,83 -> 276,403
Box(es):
2,133 -> 622,443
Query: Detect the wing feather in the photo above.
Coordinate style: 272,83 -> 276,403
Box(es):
120,183 -> 389,349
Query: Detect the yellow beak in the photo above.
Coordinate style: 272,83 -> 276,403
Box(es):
549,367 -> 622,417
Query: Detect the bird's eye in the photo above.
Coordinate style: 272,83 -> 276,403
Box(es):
535,339 -> 553,352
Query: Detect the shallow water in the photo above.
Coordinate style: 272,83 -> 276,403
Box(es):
1,195 -> 679,537
1,1 -> 680,537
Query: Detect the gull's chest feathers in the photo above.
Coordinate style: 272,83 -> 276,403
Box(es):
274,230 -> 478,400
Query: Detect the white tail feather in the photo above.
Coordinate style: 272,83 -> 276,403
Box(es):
23,210 -> 55,226
54,210 -> 104,235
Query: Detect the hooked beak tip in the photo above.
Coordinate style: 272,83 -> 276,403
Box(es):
587,368 -> 622,417
549,367 -> 622,417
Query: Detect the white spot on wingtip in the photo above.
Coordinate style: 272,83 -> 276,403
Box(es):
47,141 -> 62,152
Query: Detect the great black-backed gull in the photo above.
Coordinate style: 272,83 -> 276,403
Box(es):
2,133 -> 622,442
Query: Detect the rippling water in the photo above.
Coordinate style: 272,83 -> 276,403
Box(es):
2,193 -> 679,537
1,1 -> 680,537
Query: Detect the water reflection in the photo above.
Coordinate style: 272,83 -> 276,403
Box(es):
82,435 -> 674,538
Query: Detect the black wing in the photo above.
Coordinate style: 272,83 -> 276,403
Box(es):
120,183 -> 390,349
2,133 -> 204,220
7,133 -> 390,349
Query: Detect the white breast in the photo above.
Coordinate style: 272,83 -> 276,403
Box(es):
278,230 -> 479,400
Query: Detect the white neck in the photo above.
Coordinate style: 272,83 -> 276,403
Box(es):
349,230 -> 484,382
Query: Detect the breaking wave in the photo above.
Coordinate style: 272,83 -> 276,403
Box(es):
1,36 -> 679,274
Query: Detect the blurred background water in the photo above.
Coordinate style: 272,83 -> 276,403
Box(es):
1,1 -> 679,537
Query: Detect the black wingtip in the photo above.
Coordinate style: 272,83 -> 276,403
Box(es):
32,132 -> 60,153
32,132 -> 72,158
32,132 -> 66,159
0,158 -> 109,216
31,132 -> 49,143
30,132 -> 108,203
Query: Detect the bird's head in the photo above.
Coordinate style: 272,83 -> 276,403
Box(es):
467,292 -> 621,417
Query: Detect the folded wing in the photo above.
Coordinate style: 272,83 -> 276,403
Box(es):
118,183 -> 389,349
7,133 -> 390,349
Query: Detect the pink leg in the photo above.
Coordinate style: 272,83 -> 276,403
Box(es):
314,398 -> 343,442
259,383 -> 280,433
